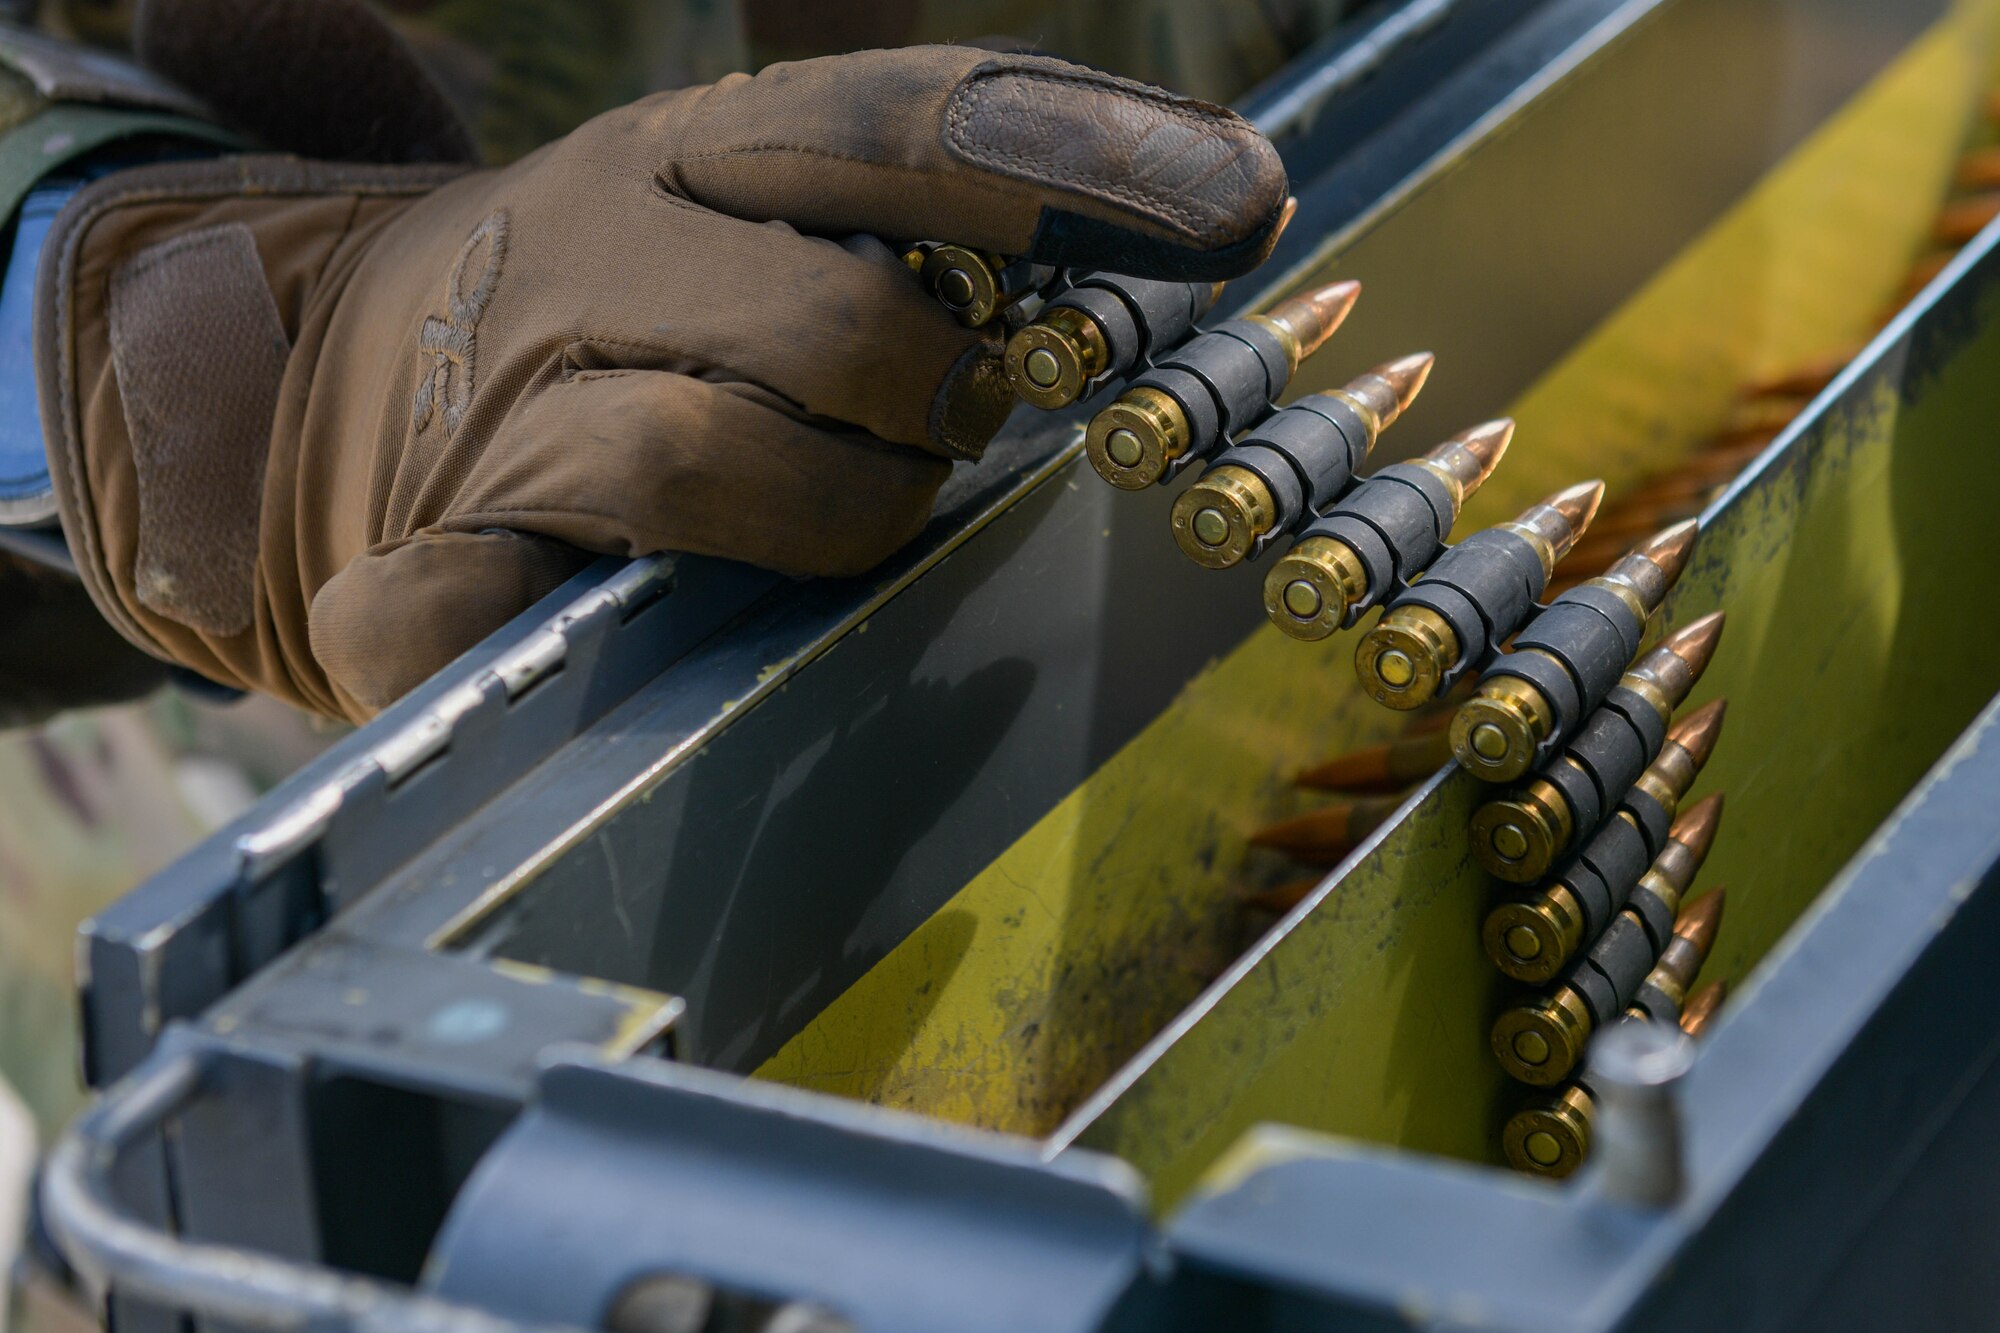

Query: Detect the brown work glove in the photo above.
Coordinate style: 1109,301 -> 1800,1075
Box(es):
38,46 -> 1286,721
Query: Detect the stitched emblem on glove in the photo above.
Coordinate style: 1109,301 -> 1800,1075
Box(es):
412,209 -> 508,437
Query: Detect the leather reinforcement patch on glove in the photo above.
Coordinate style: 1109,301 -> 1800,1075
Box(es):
943,62 -> 1281,251
107,222 -> 288,636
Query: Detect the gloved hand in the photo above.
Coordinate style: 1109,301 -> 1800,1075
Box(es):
38,45 -> 1286,721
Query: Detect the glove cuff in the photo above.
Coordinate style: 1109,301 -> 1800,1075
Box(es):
35,157 -> 463,693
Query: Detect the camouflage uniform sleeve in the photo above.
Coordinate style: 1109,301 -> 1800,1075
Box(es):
45,0 -> 1361,160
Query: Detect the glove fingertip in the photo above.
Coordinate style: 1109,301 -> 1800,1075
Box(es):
945,57 -> 1288,279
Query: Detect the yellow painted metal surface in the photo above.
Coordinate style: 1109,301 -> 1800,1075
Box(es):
755,592 -> 1420,1134
1456,1 -> 1993,533
1664,354 -> 2000,995
758,2 -> 2000,1206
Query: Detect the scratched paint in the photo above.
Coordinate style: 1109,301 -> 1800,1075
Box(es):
752,608 -> 1410,1135
757,4 -> 2000,1211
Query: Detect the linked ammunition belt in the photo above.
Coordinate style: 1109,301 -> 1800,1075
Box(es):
892,88 -> 2000,1174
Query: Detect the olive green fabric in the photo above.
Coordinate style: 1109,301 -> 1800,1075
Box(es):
38,47 -> 1287,720
0,553 -> 163,725
46,0 -> 1360,163
0,99 -> 235,232
130,0 -> 478,165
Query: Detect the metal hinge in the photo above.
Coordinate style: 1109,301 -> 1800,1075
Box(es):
232,556 -> 676,884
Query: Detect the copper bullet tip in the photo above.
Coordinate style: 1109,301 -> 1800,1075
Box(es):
1295,726 -> 1452,793
1420,418 -> 1515,500
1274,195 -> 1299,241
1460,417 -> 1516,472
1668,792 -> 1725,863
1265,280 -> 1361,365
1549,479 -> 1607,535
1935,192 -> 2000,247
1681,979 -> 1729,1037
1675,887 -> 1726,957
1662,610 -> 1726,678
1336,348 -> 1428,437
1241,875 -> 1320,915
1666,697 -> 1728,768
1296,728 -> 1456,788
1247,794 -> 1399,864
1962,147 -> 2000,191
1632,518 -> 1700,584
1505,479 -> 1606,567
1379,351 -> 1435,417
